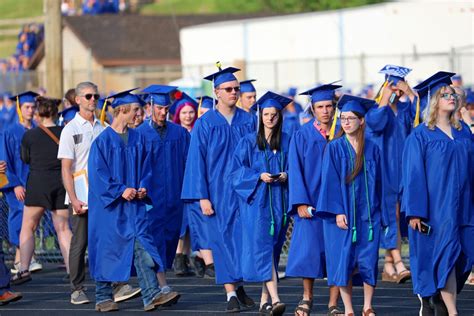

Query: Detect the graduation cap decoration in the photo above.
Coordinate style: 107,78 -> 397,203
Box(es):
375,65 -> 412,105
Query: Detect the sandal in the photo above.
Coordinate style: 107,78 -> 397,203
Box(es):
10,270 -> 31,286
362,308 -> 376,316
259,302 -> 272,315
381,270 -> 398,282
295,299 -> 312,316
394,260 -> 411,284
327,305 -> 344,315
272,301 -> 286,316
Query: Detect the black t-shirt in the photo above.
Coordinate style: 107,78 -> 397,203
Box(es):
21,126 -> 63,173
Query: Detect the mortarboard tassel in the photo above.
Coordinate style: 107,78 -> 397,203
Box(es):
215,61 -> 222,71
413,96 -> 420,127
197,97 -> 203,118
352,228 -> 357,243
368,225 -> 374,242
269,220 -> 275,236
99,98 -> 108,126
328,108 -> 338,140
16,96 -> 24,124
374,80 -> 389,105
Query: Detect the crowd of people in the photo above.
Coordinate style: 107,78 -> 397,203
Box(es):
0,64 -> 473,316
61,0 -> 128,16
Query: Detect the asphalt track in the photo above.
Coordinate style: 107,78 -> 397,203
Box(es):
0,264 -> 473,316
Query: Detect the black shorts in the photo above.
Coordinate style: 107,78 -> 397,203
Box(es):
25,172 -> 67,210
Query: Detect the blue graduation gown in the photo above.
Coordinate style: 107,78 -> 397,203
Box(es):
401,124 -> 474,297
0,123 -> 31,246
316,137 -> 385,287
231,132 -> 290,282
286,119 -> 327,279
0,106 -> 17,131
136,121 -> 190,269
88,127 -> 164,282
181,108 -> 255,284
365,102 -> 412,248
283,112 -> 300,136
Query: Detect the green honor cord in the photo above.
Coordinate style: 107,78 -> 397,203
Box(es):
344,136 -> 373,243
264,147 -> 286,236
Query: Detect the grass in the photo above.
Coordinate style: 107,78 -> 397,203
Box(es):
0,0 -> 43,20
140,0 -> 268,15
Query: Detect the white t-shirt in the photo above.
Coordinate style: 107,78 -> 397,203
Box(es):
57,112 -> 106,203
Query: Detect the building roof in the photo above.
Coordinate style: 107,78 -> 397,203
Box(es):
29,13 -> 275,68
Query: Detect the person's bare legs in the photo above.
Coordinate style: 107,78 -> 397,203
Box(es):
264,263 -> 280,304
328,285 -> 340,308
339,283 -> 353,316
363,283 -> 375,315
296,278 -> 313,316
200,249 -> 214,265
51,209 -> 72,273
440,268 -> 457,315
19,206 -> 45,271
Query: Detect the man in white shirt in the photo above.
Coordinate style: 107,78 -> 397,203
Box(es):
58,82 -> 140,305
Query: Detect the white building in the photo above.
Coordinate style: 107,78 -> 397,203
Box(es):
180,0 -> 473,94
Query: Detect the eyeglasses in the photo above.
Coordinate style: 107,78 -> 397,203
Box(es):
219,86 -> 240,93
340,116 -> 359,123
81,93 -> 100,100
440,93 -> 458,100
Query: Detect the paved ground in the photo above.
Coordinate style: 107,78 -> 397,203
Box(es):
0,264 -> 473,315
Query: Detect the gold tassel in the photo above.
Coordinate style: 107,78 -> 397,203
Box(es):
197,97 -> 203,118
374,80 -> 388,104
16,96 -> 24,124
216,61 -> 222,71
329,108 -> 338,140
413,96 -> 420,127
100,98 -> 107,126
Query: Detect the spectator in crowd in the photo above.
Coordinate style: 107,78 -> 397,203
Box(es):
63,89 -> 78,109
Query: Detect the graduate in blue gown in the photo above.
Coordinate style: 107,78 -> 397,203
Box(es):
0,93 -> 17,130
365,65 -> 415,283
239,79 -> 257,113
58,106 -> 79,126
285,83 -> 343,316
136,85 -> 191,283
181,65 -> 256,313
0,92 -> 37,267
401,73 -> 474,315
282,87 -> 303,136
88,89 -> 179,311
317,95 -> 386,316
231,91 -> 290,315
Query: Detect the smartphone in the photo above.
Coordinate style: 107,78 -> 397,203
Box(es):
389,92 -> 397,104
420,221 -> 432,235
270,173 -> 281,179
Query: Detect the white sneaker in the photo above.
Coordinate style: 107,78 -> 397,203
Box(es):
29,259 -> 43,273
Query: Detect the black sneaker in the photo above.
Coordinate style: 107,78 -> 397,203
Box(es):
174,254 -> 186,276
418,295 -> 434,316
429,293 -> 448,316
193,256 -> 205,278
204,264 -> 215,278
183,255 -> 195,276
236,286 -> 255,309
226,296 -> 240,313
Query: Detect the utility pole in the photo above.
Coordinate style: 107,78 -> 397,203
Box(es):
44,0 -> 63,98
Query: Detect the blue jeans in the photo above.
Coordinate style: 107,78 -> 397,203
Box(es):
95,240 -> 161,306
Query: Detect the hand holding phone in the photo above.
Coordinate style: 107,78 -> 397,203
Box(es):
420,221 -> 432,235
269,173 -> 281,179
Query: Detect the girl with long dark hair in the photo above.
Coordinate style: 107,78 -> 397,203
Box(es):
317,95 -> 386,316
231,91 -> 292,316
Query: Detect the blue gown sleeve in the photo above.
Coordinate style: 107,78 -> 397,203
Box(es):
231,137 -> 261,204
375,147 -> 388,227
88,138 -> 127,209
288,132 -> 311,215
1,131 -> 21,188
181,119 -> 210,200
316,142 -> 345,218
365,105 -> 389,133
401,131 -> 429,221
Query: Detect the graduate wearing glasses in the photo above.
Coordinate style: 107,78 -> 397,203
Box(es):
231,91 -> 291,316
181,66 -> 256,313
402,72 -> 474,316
317,95 -> 387,316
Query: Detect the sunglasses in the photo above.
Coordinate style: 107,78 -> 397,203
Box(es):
219,86 -> 240,93
440,93 -> 458,100
82,93 -> 100,100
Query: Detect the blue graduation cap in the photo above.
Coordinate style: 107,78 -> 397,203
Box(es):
197,96 -> 214,109
107,88 -> 145,108
288,87 -> 298,97
451,74 -> 462,81
204,66 -> 240,88
169,92 -> 198,115
379,64 -> 412,85
299,83 -> 342,103
251,91 -> 292,112
97,97 -> 111,110
337,94 -> 376,115
59,106 -> 79,123
466,91 -> 474,104
140,84 -> 178,106
413,71 -> 455,100
10,91 -> 39,104
240,79 -> 256,93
